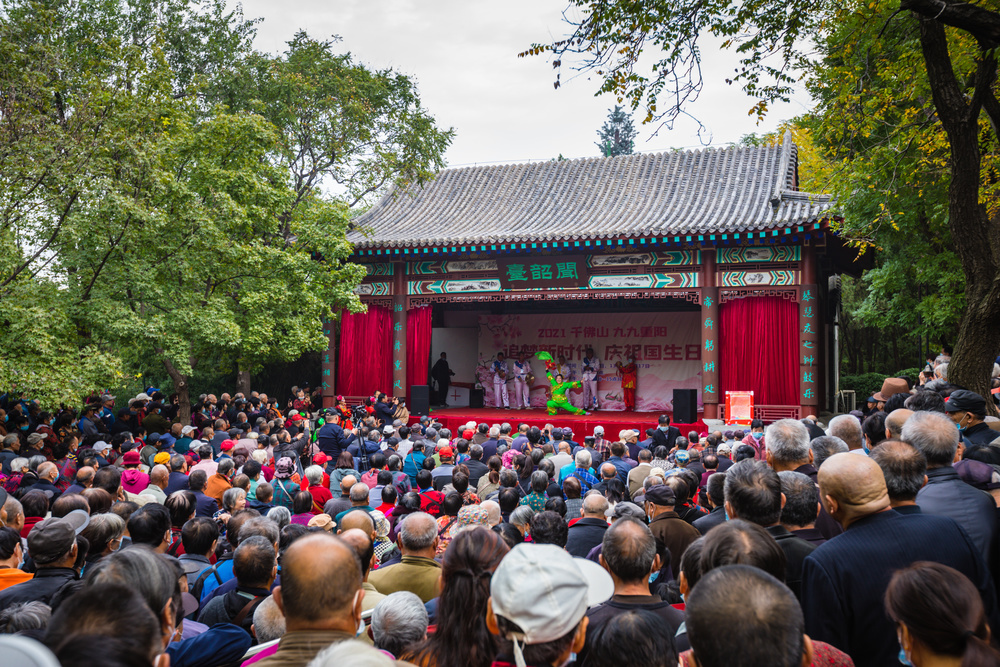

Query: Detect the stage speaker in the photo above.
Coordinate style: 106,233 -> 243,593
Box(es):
470,387 -> 485,409
409,385 -> 430,416
673,389 -> 698,424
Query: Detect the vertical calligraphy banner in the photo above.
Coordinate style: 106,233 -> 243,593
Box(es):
392,263 -> 407,400
799,285 -> 820,409
701,250 -> 719,419
321,317 -> 336,408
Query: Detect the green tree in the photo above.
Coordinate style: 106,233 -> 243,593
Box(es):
595,105 -> 637,156
208,31 -> 453,393
525,0 -> 1000,409
1,0 -> 450,412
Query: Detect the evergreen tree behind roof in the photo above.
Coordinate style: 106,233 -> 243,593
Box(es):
596,105 -> 637,157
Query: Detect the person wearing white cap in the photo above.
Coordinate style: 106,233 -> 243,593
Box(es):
486,543 -> 612,667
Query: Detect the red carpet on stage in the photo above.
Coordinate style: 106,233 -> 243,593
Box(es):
415,408 -> 707,439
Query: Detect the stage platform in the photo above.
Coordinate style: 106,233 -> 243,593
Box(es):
414,407 -> 707,439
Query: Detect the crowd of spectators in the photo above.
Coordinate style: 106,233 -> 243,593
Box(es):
0,364 -> 1000,667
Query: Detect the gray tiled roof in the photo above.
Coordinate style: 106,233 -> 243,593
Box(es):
349,132 -> 834,248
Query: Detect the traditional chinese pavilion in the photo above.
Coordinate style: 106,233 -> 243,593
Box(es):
322,132 -> 864,423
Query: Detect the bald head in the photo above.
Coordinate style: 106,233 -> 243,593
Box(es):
275,533 -> 362,631
338,528 -> 375,578
75,466 -> 95,488
149,465 -> 169,488
817,453 -> 890,528
340,475 -> 357,495
339,509 -> 376,539
601,463 -> 617,480
884,409 -> 913,439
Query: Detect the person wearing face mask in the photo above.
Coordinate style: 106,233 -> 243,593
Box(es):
886,561 -> 1000,667
740,419 -> 766,460
0,526 -> 30,592
945,390 -> 998,448
255,532 -> 365,667
650,414 -> 680,452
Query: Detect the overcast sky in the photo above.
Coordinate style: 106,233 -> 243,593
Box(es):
238,0 -> 813,168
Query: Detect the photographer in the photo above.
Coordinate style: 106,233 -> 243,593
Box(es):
316,409 -> 356,461
374,393 -> 397,426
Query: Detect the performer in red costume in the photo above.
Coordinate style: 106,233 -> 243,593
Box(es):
615,356 -> 638,411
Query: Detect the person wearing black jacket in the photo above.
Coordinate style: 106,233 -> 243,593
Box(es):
316,411 -> 355,461
0,510 -> 86,611
650,414 -> 680,451
724,459 -> 816,600
374,394 -> 397,426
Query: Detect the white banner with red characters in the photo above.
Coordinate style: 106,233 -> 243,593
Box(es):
476,312 -> 702,411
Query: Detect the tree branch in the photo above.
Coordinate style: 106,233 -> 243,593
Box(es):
902,0 -> 1000,48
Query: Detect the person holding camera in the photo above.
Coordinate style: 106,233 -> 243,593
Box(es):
374,393 -> 398,426
316,409 -> 356,462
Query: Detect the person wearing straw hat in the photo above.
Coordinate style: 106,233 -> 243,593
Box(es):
486,543 -> 612,667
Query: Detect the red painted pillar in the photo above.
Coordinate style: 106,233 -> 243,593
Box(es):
701,249 -> 719,419
799,245 -> 819,417
392,262 -> 408,400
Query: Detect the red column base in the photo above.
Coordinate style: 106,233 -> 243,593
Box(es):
703,403 -> 719,420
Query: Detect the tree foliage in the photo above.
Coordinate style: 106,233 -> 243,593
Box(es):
527,0 -> 1000,408
0,0 -> 452,411
596,105 -> 637,156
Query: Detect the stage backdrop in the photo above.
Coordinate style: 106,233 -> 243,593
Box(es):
476,313 -> 702,412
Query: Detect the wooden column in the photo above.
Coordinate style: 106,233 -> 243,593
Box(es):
799,245 -> 820,416
392,262 -> 407,400
701,249 -> 720,419
321,316 -> 336,408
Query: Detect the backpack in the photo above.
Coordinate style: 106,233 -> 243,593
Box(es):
191,553 -> 232,601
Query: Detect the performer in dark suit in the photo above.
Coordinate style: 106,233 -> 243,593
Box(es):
431,352 -> 455,406
650,414 -> 680,450
801,453 -> 998,667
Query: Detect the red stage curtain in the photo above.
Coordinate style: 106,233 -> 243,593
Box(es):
720,296 -> 798,406
337,305 -> 391,398
407,305 -> 433,396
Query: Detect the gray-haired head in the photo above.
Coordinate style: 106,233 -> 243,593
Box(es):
371,591 -> 428,657
310,639 -> 394,667
575,449 -> 592,469
252,594 -> 285,643
217,458 -> 235,476
222,487 -> 246,512
304,465 -> 324,486
498,468 -> 518,488
509,505 -> 535,529
267,506 -> 291,529
901,410 -> 959,468
765,419 -> 811,465
239,516 -> 280,546
810,436 -> 848,469
0,601 -> 51,634
399,512 -> 437,551
827,415 -> 863,451
85,546 -> 177,620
